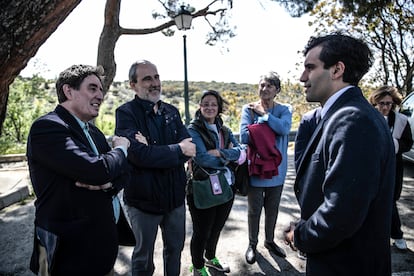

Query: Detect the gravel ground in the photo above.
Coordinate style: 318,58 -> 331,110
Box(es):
1,153 -> 413,275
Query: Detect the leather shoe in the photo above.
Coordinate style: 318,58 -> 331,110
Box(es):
264,241 -> 286,258
245,245 -> 256,264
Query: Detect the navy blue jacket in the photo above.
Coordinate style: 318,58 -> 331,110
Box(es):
294,87 -> 395,276
115,96 -> 190,214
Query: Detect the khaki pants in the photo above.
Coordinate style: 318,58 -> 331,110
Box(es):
37,244 -> 114,276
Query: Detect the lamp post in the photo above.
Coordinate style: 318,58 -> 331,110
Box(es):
174,6 -> 193,126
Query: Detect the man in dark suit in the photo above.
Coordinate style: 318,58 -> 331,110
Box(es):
27,64 -> 131,275
285,34 -> 396,275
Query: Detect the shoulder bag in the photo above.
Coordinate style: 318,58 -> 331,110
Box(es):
234,160 -> 249,196
190,163 -> 233,209
233,108 -> 256,196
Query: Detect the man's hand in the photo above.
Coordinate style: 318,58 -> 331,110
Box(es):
135,131 -> 148,145
75,181 -> 112,190
112,135 -> 130,149
284,221 -> 297,251
179,138 -> 196,157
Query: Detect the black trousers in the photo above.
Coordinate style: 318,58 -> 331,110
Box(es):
391,158 -> 404,239
391,201 -> 403,239
187,187 -> 235,269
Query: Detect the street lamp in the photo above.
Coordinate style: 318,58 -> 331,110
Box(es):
174,5 -> 193,125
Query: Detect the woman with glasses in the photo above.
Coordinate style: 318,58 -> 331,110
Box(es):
187,90 -> 246,276
369,85 -> 413,251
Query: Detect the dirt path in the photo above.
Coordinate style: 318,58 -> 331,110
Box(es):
1,153 -> 413,275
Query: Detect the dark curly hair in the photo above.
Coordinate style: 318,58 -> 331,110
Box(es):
304,33 -> 373,86
56,64 -> 104,103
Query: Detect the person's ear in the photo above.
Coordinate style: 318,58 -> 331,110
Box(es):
62,84 -> 73,99
331,62 -> 345,79
130,81 -> 137,89
275,87 -> 281,94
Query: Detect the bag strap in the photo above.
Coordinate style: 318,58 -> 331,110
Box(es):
191,158 -> 220,176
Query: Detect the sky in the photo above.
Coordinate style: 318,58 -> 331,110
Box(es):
20,0 -> 315,84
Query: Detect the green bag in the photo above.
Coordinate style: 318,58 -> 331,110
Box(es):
191,170 -> 233,209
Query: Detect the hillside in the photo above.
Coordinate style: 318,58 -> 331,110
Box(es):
97,79 -> 315,135
1,76 -> 315,154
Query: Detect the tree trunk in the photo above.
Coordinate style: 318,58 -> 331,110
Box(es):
97,0 -> 121,93
0,0 -> 81,134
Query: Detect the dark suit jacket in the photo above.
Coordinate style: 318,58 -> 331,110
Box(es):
294,87 -> 395,276
27,105 -> 130,275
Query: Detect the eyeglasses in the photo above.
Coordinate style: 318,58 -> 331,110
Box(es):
377,101 -> 393,107
200,103 -> 218,108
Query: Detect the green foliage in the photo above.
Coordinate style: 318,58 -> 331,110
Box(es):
1,76 -> 56,154
309,0 -> 414,95
273,0 -> 392,18
162,80 -> 312,131
1,77 -> 317,154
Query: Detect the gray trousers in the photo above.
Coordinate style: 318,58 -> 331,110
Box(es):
247,185 -> 283,247
126,204 -> 186,276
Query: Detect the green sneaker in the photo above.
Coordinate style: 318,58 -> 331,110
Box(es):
205,257 -> 230,273
190,265 -> 210,276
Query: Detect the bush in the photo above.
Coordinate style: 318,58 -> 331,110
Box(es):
1,77 -> 314,154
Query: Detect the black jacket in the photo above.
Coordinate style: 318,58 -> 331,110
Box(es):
115,96 -> 190,214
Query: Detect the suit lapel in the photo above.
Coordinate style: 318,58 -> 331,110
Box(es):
296,117 -> 325,177
55,105 -> 98,153
88,125 -> 108,154
295,87 -> 361,179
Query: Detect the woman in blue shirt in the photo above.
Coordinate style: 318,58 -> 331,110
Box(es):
239,71 -> 292,264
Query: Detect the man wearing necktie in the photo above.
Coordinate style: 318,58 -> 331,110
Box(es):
83,122 -> 121,223
285,34 -> 395,275
27,64 -> 131,276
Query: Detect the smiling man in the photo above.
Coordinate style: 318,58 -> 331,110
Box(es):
27,64 -> 131,276
115,60 -> 196,275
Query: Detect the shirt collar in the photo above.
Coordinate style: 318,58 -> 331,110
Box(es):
321,85 -> 353,119
134,95 -> 163,114
72,114 -> 89,130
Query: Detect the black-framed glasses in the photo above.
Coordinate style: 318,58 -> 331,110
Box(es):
377,101 -> 393,107
200,103 -> 218,108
